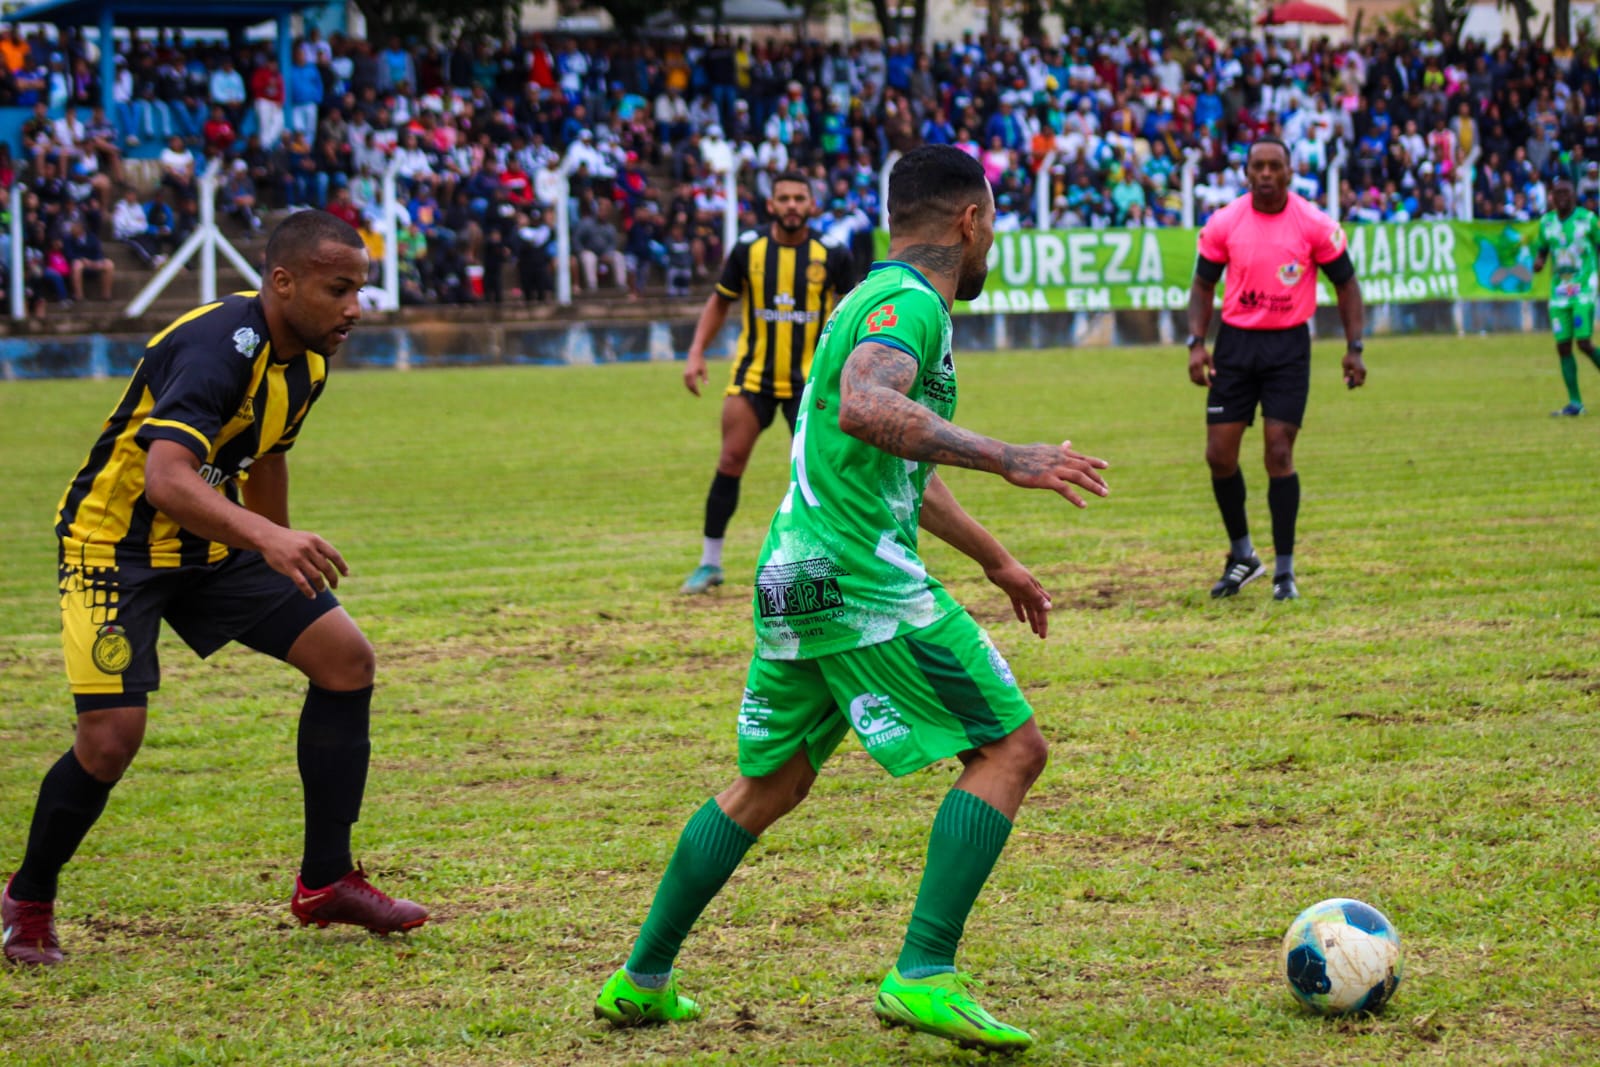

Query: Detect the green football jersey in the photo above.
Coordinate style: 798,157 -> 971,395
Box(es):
752,262 -> 961,660
1535,207 -> 1600,305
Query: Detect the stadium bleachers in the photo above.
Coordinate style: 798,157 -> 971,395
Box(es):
0,24 -> 1588,330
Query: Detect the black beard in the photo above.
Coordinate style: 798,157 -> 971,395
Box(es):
955,266 -> 988,302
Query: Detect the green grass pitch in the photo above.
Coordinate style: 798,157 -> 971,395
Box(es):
1,333 -> 1598,1064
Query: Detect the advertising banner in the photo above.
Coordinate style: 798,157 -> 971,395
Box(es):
873,221 -> 1544,313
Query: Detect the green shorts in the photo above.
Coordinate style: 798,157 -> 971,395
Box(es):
1550,301 -> 1594,342
736,609 -> 1035,779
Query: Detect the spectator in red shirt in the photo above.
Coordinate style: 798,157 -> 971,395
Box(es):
250,57 -> 285,147
202,106 -> 236,155
499,158 -> 534,206
325,185 -> 361,229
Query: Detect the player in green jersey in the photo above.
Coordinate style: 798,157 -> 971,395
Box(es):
595,145 -> 1110,1053
1533,179 -> 1600,416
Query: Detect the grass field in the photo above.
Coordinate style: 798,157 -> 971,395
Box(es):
1,333 -> 1598,1065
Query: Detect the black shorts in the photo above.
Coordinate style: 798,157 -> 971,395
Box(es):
1206,322 -> 1312,428
737,390 -> 802,433
59,549 -> 340,713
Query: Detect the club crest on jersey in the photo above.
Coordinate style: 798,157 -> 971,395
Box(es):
807,260 -> 828,285
233,327 -> 260,357
91,623 -> 132,675
1277,261 -> 1305,287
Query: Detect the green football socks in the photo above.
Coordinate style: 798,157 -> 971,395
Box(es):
1561,352 -> 1584,407
896,788 -> 1014,974
625,797 -> 757,977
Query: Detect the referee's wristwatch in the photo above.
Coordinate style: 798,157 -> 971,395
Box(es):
1185,333 -> 1205,349
1347,339 -> 1365,353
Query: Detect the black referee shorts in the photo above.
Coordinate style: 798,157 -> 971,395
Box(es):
1205,322 -> 1313,428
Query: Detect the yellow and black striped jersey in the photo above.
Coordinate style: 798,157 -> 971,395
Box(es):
56,293 -> 328,569
716,230 -> 856,400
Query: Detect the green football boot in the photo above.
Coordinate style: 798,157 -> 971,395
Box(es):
873,967 -> 1034,1053
594,968 -> 702,1026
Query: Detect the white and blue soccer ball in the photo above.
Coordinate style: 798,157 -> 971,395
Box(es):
1281,898 -> 1404,1016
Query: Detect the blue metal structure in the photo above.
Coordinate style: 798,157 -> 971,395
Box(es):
2,0 -> 328,121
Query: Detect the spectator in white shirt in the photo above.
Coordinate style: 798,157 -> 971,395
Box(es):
700,125 -> 735,176
755,129 -> 788,173
392,132 -> 433,183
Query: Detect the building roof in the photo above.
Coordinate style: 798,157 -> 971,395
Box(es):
3,0 -> 323,30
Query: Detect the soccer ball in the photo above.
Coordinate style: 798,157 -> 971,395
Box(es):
1281,898 -> 1404,1016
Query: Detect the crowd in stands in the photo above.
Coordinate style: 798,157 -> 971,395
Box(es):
0,20 -> 1596,313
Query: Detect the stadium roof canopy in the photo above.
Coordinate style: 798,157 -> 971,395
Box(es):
3,0 -> 326,116
1,0 -> 322,31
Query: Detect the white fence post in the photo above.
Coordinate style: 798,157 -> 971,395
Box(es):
9,183 -> 22,321
382,155 -> 400,311
1180,150 -> 1200,229
125,158 -> 260,319
722,156 -> 739,256
555,175 -> 572,307
1326,146 -> 1346,220
1457,146 -> 1480,220
199,163 -> 217,303
1034,151 -> 1056,229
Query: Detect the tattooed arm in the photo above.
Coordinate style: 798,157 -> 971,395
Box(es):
838,341 -> 1111,506
922,472 -> 1052,636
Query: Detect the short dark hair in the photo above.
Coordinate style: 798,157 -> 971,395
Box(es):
772,170 -> 813,193
888,145 -> 991,234
1247,137 -> 1291,164
264,209 -> 364,273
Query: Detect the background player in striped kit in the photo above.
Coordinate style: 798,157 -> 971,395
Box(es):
678,171 -> 856,595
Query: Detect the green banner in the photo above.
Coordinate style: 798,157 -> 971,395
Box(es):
872,221 -> 1545,313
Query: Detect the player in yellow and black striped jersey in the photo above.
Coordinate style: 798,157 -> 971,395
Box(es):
2,212 -> 427,969
679,171 -> 856,595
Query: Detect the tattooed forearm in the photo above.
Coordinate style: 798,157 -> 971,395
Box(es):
896,241 -> 964,276
839,344 -> 1005,471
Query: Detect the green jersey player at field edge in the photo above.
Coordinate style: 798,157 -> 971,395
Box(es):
1532,179 -> 1600,416
594,145 -> 1110,1053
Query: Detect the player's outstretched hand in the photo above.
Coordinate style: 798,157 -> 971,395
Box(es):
260,528 -> 349,599
984,557 -> 1053,639
683,350 -> 708,396
999,440 -> 1110,507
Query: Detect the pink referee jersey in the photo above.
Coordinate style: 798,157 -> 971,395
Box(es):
1197,192 -> 1349,331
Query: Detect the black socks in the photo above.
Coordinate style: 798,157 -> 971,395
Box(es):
704,472 -> 741,540
297,684 -> 372,889
12,749 -> 116,902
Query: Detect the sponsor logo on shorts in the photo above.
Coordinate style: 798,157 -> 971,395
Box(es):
1207,405 -> 1225,414
91,623 -> 132,674
737,689 -> 773,739
847,693 -> 911,750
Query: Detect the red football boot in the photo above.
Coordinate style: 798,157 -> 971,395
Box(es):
290,863 -> 428,934
3,876 -> 65,965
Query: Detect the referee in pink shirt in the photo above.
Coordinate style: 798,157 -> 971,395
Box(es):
1185,137 -> 1366,602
